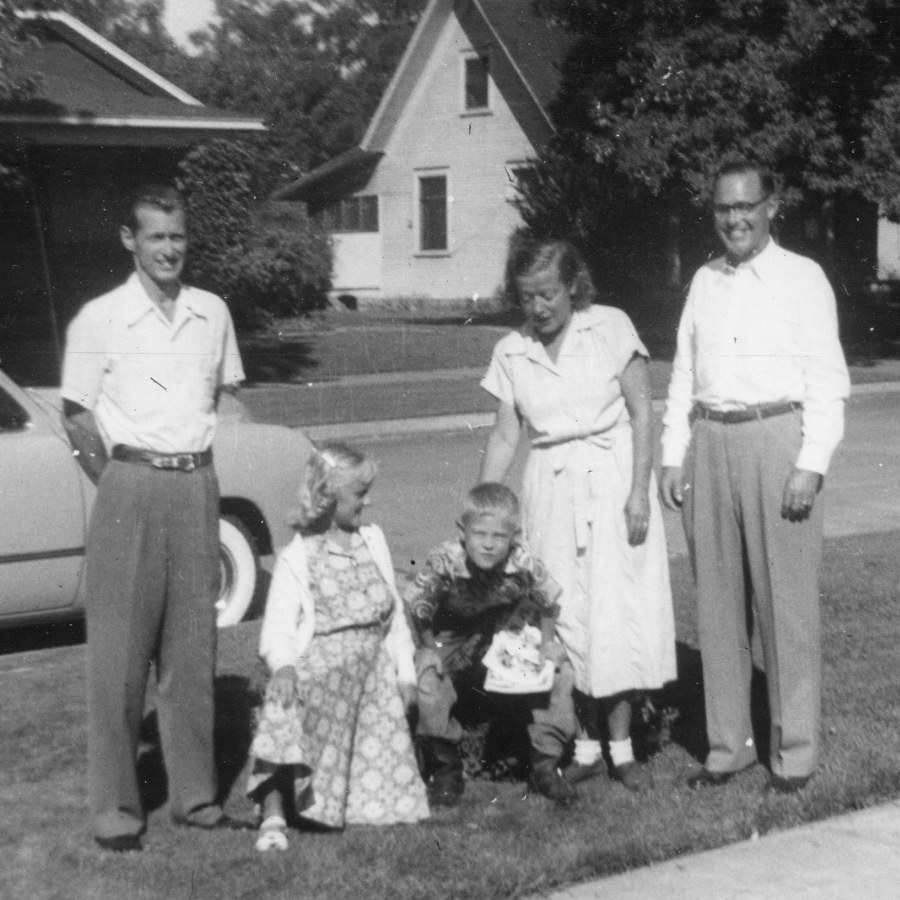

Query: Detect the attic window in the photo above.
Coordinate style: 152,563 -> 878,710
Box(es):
464,54 -> 490,111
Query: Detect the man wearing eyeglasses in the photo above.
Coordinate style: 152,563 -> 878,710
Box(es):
660,160 -> 849,794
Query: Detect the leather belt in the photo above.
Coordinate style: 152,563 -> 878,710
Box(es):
692,401 -> 801,425
112,445 -> 212,472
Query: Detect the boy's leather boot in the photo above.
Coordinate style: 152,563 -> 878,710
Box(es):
418,737 -> 464,807
529,751 -> 577,807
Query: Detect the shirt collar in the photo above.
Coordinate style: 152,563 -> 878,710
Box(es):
123,272 -> 207,328
721,237 -> 779,283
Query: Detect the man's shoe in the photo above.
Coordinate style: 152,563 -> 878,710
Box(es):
428,768 -> 465,807
766,773 -> 810,795
613,760 -> 651,792
563,758 -> 606,785
179,811 -> 255,831
530,757 -> 577,807
687,767 -> 737,789
95,833 -> 142,852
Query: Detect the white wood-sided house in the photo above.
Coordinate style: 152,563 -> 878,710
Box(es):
274,0 -> 571,304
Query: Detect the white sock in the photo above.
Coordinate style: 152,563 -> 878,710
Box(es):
573,739 -> 602,766
608,738 -> 634,768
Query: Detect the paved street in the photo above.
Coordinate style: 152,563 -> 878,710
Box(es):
341,387 -> 900,574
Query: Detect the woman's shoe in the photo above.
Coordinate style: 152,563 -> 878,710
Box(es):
613,760 -> 651,792
255,816 -> 289,852
563,758 -> 607,784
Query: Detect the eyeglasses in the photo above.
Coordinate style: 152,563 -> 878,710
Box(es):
713,196 -> 771,218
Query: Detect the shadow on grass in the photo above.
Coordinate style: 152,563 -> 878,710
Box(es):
660,641 -> 774,771
238,336 -> 320,384
137,675 -> 260,815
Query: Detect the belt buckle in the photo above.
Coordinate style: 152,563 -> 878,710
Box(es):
151,454 -> 193,471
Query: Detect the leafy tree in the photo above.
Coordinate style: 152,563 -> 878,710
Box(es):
520,0 -> 900,291
0,3 -> 39,185
177,138 -> 331,327
181,0 -> 424,191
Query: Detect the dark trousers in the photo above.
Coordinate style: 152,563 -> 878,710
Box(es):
84,460 -> 220,838
415,636 -> 576,760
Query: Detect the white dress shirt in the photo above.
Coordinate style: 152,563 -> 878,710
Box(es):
661,239 -> 850,474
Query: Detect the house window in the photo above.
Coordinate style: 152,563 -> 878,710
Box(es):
419,175 -> 448,252
464,54 -> 490,111
317,195 -> 378,232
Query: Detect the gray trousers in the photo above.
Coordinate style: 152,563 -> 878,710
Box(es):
415,637 -> 577,760
682,410 -> 824,779
84,459 -> 220,838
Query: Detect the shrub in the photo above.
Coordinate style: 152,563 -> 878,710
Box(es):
177,139 -> 331,328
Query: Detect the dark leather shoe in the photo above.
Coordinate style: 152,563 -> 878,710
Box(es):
613,760 -> 651,792
687,767 -> 736,789
766,773 -> 810,794
530,757 -> 577,807
95,833 -> 142,852
563,758 -> 606,784
180,812 -> 255,831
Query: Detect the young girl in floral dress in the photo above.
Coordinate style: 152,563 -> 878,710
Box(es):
247,442 -> 429,852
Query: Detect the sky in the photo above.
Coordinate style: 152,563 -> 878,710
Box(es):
162,0 -> 217,49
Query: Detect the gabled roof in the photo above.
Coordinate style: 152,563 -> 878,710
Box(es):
274,0 -> 571,201
1,11 -> 265,146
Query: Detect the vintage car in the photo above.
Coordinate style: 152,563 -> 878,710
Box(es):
0,368 -> 312,629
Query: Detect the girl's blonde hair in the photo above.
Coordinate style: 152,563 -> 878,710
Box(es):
288,442 -> 376,531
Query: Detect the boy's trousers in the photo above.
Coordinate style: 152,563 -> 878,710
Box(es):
415,636 -> 577,759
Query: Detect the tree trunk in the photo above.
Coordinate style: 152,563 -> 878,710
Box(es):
664,205 -> 682,289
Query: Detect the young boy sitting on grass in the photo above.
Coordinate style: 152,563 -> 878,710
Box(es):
405,483 -> 577,807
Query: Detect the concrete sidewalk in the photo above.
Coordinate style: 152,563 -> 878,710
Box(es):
542,800 -> 900,900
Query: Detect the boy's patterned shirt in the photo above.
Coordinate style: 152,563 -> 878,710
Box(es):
405,539 -> 560,668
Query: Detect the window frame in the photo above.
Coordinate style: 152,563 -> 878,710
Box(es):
415,170 -> 450,255
461,51 -> 491,114
315,195 -> 379,234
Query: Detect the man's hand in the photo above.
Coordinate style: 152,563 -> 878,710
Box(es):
781,467 -> 823,522
266,665 -> 299,707
660,466 -> 683,511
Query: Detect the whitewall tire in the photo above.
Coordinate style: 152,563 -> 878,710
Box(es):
216,515 -> 258,627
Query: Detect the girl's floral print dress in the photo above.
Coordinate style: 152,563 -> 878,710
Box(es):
248,529 -> 429,828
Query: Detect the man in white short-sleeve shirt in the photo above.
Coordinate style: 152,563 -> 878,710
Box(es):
61,184 -> 248,851
660,160 -> 849,795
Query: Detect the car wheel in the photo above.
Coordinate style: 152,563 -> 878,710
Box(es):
217,515 -> 259,627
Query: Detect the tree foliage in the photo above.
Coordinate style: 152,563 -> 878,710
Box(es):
177,139 -> 331,327
518,0 -> 900,289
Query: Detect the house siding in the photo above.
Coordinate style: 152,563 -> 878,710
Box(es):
334,13 -> 536,302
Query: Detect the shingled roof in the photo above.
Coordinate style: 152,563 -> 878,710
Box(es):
1,11 -> 265,146
274,0 -> 571,201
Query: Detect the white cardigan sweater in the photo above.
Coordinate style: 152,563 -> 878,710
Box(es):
258,524 -> 417,689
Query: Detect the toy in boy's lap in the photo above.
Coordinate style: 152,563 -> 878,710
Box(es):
246,443 -> 429,853
406,483 -> 578,808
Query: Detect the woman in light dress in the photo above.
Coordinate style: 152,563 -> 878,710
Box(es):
479,238 -> 676,790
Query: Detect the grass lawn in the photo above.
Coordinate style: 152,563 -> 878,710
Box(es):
3,530 -> 900,900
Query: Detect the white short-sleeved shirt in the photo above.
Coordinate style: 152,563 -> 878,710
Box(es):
481,304 -> 647,445
61,273 -> 245,453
